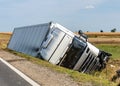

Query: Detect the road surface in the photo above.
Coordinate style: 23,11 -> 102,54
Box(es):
0,58 -> 40,86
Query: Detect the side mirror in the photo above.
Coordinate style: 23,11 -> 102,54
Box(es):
78,30 -> 88,42
78,30 -> 83,34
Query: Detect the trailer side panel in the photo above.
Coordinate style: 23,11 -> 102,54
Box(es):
8,23 -> 50,57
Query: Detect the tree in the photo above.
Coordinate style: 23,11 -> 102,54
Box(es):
100,30 -> 103,32
111,28 -> 116,32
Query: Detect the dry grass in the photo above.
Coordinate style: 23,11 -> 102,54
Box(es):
0,32 -> 12,35
0,33 -> 11,49
88,38 -> 120,44
83,32 -> 120,44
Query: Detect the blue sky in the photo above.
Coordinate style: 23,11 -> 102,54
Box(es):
0,0 -> 120,32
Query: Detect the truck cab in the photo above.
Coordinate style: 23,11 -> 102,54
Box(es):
39,23 -> 111,73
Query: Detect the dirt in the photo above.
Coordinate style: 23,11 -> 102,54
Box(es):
0,50 -> 87,86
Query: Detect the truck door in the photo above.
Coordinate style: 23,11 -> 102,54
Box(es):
40,28 -> 66,61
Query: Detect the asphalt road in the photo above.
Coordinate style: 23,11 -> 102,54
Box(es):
0,58 -> 39,86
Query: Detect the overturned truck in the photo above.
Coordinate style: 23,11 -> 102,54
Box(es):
8,22 -> 111,73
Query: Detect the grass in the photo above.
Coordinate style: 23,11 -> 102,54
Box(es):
95,44 -> 120,60
0,33 -> 11,49
6,49 -> 117,86
85,32 -> 120,38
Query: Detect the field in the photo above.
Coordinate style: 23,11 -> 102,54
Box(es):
0,32 -> 120,86
86,32 -> 120,44
0,32 -> 11,49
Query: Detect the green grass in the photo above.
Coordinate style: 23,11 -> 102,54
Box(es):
95,44 -> 120,60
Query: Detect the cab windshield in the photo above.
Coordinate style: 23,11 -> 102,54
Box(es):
60,36 -> 87,69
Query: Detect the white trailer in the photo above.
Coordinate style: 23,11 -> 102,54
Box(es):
8,22 -> 111,73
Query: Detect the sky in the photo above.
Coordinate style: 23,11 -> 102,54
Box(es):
0,0 -> 120,32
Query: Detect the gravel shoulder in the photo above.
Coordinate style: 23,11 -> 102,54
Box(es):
0,50 -> 81,86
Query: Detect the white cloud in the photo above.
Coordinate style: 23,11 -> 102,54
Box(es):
80,0 -> 105,9
85,5 -> 95,9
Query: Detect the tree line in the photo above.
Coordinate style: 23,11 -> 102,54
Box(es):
100,28 -> 117,32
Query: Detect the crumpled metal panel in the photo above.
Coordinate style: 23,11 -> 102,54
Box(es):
8,23 -> 50,57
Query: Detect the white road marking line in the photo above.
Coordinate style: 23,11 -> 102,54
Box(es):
0,58 -> 40,86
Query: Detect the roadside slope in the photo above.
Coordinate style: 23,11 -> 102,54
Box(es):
0,50 -> 80,86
